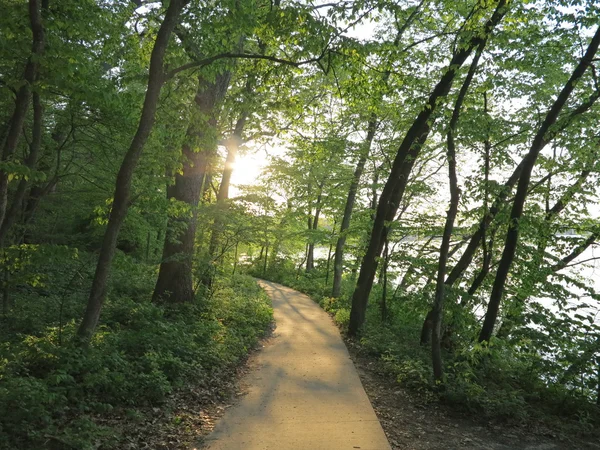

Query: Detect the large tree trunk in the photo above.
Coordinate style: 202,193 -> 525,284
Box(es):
332,119 -> 376,297
77,0 -> 188,341
478,26 -> 600,343
154,72 -> 230,302
431,42 -> 484,381
0,0 -> 44,229
348,0 -> 509,336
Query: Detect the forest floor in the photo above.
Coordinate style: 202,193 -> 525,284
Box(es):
345,338 -> 600,450
106,331 -> 275,450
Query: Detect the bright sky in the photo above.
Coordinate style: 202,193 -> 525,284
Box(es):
229,143 -> 286,197
229,149 -> 266,195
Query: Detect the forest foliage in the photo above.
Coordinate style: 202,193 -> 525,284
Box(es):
1,0 -> 600,447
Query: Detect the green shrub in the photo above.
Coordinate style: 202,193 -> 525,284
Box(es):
0,269 -> 272,449
334,308 -> 350,327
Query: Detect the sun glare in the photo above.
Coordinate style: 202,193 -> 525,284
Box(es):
229,145 -> 271,197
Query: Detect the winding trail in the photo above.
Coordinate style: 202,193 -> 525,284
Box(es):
202,280 -> 391,450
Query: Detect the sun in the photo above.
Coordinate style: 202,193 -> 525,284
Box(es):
228,144 -> 271,196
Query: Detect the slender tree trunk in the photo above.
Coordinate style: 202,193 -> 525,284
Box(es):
205,112 -> 247,277
332,118 -> 376,296
263,239 -> 269,276
232,241 -> 238,276
462,92 -> 494,300
0,0 -> 44,229
306,217 -> 314,272
479,26 -> 600,343
348,0 -> 509,336
201,169 -> 212,203
447,60 -> 600,290
77,0 -> 188,341
380,237 -> 389,323
496,169 -> 595,338
431,41 -> 484,381
0,92 -> 43,245
306,187 -> 323,272
297,243 -> 308,279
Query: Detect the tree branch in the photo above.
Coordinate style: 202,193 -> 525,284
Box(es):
166,51 -> 326,80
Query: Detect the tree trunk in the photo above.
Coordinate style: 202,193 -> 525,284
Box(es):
232,241 -> 238,276
269,202 -> 292,272
77,0 -> 188,341
306,187 -> 323,272
431,41 -> 484,381
155,71 -> 231,301
348,0 -> 509,336
263,239 -> 269,276
325,235 -> 334,286
332,118 -> 376,296
496,171 -> 596,339
0,0 -> 44,229
479,26 -> 600,343
380,237 -> 389,323
205,112 -> 247,282
0,92 -> 43,245
448,51 -> 600,291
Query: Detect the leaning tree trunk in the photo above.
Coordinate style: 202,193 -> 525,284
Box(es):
431,41 -> 484,381
347,0 -> 509,336
446,68 -> 600,290
154,72 -> 230,303
77,0 -> 189,341
332,118 -> 376,297
479,26 -> 600,343
0,0 -> 44,229
0,92 -> 43,245
495,169 -> 596,338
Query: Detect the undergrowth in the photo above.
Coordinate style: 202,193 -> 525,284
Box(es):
0,247 -> 273,449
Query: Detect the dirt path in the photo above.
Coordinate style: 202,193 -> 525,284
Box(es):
201,280 -> 391,450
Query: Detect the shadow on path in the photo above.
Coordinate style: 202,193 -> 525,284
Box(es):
199,280 -> 391,450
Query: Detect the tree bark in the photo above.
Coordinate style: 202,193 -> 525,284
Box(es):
154,72 -> 230,302
0,92 -> 43,245
332,118 -> 376,296
447,49 -> 600,291
495,169 -> 596,338
205,111 -> 247,280
380,237 -> 389,323
431,41 -> 484,381
77,0 -> 189,341
306,185 -> 323,272
0,0 -> 44,229
348,0 -> 509,336
478,26 -> 600,343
